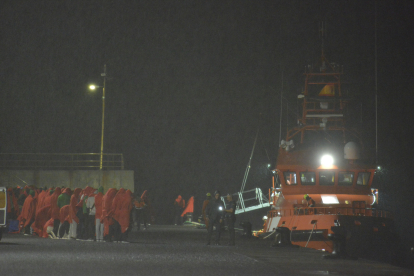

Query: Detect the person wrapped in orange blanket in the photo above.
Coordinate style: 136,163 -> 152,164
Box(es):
112,189 -> 133,243
68,188 -> 82,239
18,189 -> 36,235
31,205 -> 51,238
101,188 -> 117,242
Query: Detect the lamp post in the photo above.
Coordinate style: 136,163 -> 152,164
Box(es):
89,64 -> 107,170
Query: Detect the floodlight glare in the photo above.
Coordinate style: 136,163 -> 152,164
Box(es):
219,206 -> 223,211
321,195 -> 339,204
321,154 -> 334,167
89,84 -> 97,90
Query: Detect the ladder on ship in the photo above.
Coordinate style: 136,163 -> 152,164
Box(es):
222,129 -> 271,214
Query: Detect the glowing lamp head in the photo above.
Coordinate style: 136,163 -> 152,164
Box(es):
89,84 -> 97,90
218,206 -> 223,211
321,154 -> 334,167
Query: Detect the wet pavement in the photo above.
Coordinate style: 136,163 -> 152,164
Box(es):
0,225 -> 413,276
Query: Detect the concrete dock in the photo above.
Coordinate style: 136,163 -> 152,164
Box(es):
0,225 -> 413,276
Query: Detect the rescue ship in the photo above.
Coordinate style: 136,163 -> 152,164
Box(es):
263,38 -> 396,259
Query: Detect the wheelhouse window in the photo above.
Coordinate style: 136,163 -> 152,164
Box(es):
319,171 -> 335,185
357,172 -> 371,186
300,172 -> 316,185
338,172 -> 354,186
283,172 -> 297,185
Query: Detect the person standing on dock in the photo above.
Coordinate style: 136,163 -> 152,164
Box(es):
102,188 -> 117,241
133,196 -> 146,230
85,189 -> 97,240
174,195 -> 185,225
202,193 -> 211,229
68,188 -> 82,239
94,187 -> 104,242
206,190 -> 224,245
18,189 -> 36,235
224,194 -> 236,246
140,190 -> 151,229
109,188 -> 126,242
116,189 -> 133,243
50,188 -> 61,238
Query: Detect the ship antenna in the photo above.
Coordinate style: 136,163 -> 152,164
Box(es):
319,22 -> 325,56
278,67 -> 284,146
319,21 -> 327,70
375,2 -> 378,164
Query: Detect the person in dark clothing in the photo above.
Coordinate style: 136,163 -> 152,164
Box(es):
59,220 -> 70,239
174,195 -> 185,225
206,190 -> 224,245
202,193 -> 211,230
133,197 -> 146,230
76,206 -> 85,239
58,205 -> 70,239
224,194 -> 236,246
110,219 -> 122,242
17,190 -> 27,207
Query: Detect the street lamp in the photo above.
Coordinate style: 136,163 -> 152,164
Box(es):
89,64 -> 107,170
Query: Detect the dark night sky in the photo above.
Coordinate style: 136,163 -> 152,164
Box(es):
1,1 -> 414,228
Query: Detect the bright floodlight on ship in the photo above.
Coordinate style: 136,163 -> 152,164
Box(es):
321,154 -> 334,167
377,166 -> 381,170
219,206 -> 223,211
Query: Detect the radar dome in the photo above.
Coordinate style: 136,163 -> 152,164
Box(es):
344,142 -> 360,159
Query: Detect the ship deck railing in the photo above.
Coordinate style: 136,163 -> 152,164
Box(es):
268,206 -> 392,219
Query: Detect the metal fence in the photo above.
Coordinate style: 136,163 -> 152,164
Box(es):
0,153 -> 124,170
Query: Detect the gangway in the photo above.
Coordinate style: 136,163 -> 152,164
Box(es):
221,129 -> 272,214
221,129 -> 270,215
222,188 -> 270,214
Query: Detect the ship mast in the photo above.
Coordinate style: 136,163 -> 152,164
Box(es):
282,23 -> 362,147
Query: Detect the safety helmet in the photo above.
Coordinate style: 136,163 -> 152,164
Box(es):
206,192 -> 211,197
304,194 -> 309,199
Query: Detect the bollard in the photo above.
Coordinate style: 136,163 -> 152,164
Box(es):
240,221 -> 252,238
272,227 -> 292,246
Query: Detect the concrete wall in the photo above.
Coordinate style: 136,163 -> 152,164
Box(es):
0,170 -> 134,192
